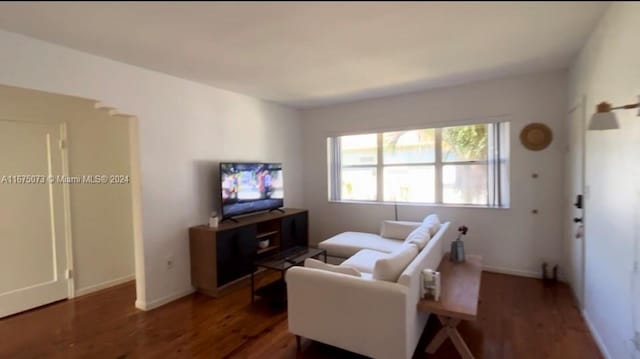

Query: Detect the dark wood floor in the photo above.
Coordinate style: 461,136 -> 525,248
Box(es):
0,272 -> 602,359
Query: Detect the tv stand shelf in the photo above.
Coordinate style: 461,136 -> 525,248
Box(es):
188,208 -> 308,297
257,245 -> 279,255
256,230 -> 279,239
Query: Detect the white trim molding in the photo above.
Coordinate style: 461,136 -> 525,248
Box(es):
75,274 -> 135,297
582,309 -> 613,359
135,287 -> 195,311
483,265 -> 540,279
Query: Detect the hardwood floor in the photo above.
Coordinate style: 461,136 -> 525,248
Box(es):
0,272 -> 602,359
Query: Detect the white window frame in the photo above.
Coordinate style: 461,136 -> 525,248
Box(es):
328,121 -> 510,208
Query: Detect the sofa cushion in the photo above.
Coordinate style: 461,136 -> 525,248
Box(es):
360,272 -> 374,280
304,258 -> 361,277
379,220 -> 421,240
422,214 -> 441,236
318,231 -> 405,258
373,244 -> 419,282
404,225 -> 431,250
340,249 -> 389,273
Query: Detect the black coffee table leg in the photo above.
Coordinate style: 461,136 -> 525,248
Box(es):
251,269 -> 255,304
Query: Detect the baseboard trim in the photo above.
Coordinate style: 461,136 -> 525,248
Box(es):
582,309 -> 612,359
75,274 -> 135,297
135,287 -> 195,311
482,265 -> 540,279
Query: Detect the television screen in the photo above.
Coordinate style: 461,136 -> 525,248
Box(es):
220,162 -> 284,218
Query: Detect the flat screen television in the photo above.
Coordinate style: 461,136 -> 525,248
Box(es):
220,162 -> 284,219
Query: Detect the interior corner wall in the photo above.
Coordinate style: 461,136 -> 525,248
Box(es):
0,30 -> 303,308
0,84 -> 135,296
569,3 -> 640,359
300,70 -> 568,278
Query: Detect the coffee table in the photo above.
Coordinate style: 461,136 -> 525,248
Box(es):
251,246 -> 327,304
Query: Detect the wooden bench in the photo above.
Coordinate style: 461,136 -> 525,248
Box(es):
417,254 -> 482,359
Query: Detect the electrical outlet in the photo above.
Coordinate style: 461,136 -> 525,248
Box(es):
166,255 -> 175,270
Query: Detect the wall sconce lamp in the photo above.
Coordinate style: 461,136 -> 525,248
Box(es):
589,96 -> 640,130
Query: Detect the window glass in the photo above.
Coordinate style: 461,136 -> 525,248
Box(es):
340,134 -> 377,166
442,124 -> 488,162
341,167 -> 377,201
442,164 -> 488,204
383,129 -> 436,164
329,121 -> 508,207
383,166 -> 435,203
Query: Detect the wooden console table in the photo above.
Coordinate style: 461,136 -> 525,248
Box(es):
417,254 -> 482,359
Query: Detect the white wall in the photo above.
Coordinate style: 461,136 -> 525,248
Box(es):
569,3 -> 640,358
0,30 -> 303,309
301,70 -> 567,278
0,84 -> 135,296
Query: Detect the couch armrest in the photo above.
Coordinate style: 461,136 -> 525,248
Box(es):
380,220 -> 422,239
286,267 -> 412,359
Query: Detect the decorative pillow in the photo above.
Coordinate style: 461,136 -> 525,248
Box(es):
404,225 -> 431,250
422,214 -> 441,236
304,258 -> 361,277
373,244 -> 419,282
380,220 -> 421,240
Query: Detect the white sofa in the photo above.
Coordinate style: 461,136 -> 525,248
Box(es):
286,216 -> 450,359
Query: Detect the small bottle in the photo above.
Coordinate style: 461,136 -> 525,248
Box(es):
208,211 -> 219,228
433,271 -> 441,302
422,269 -> 435,299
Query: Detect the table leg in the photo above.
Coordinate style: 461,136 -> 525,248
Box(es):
448,325 -> 474,359
425,316 -> 473,359
425,325 -> 449,354
250,270 -> 255,304
438,316 -> 460,327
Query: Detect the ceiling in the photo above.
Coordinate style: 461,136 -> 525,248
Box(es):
0,2 -> 607,108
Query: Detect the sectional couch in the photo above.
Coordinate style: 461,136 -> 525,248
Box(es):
286,215 -> 450,359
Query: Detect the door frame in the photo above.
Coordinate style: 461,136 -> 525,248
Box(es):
566,95 -> 587,309
59,122 -> 75,298
1,106 -> 145,308
0,117 -> 74,300
128,116 -> 147,309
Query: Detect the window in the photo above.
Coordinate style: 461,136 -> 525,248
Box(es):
328,122 -> 509,207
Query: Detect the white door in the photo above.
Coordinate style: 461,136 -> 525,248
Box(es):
565,101 -> 585,308
0,120 -> 69,318
635,243 -> 640,357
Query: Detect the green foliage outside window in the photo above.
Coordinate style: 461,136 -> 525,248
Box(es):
442,125 -> 487,161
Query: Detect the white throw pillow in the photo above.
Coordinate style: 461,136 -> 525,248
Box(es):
404,225 -> 431,250
422,214 -> 441,236
373,244 -> 419,282
304,258 -> 361,277
380,220 -> 421,240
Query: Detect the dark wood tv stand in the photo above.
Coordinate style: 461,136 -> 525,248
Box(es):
188,208 -> 308,297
